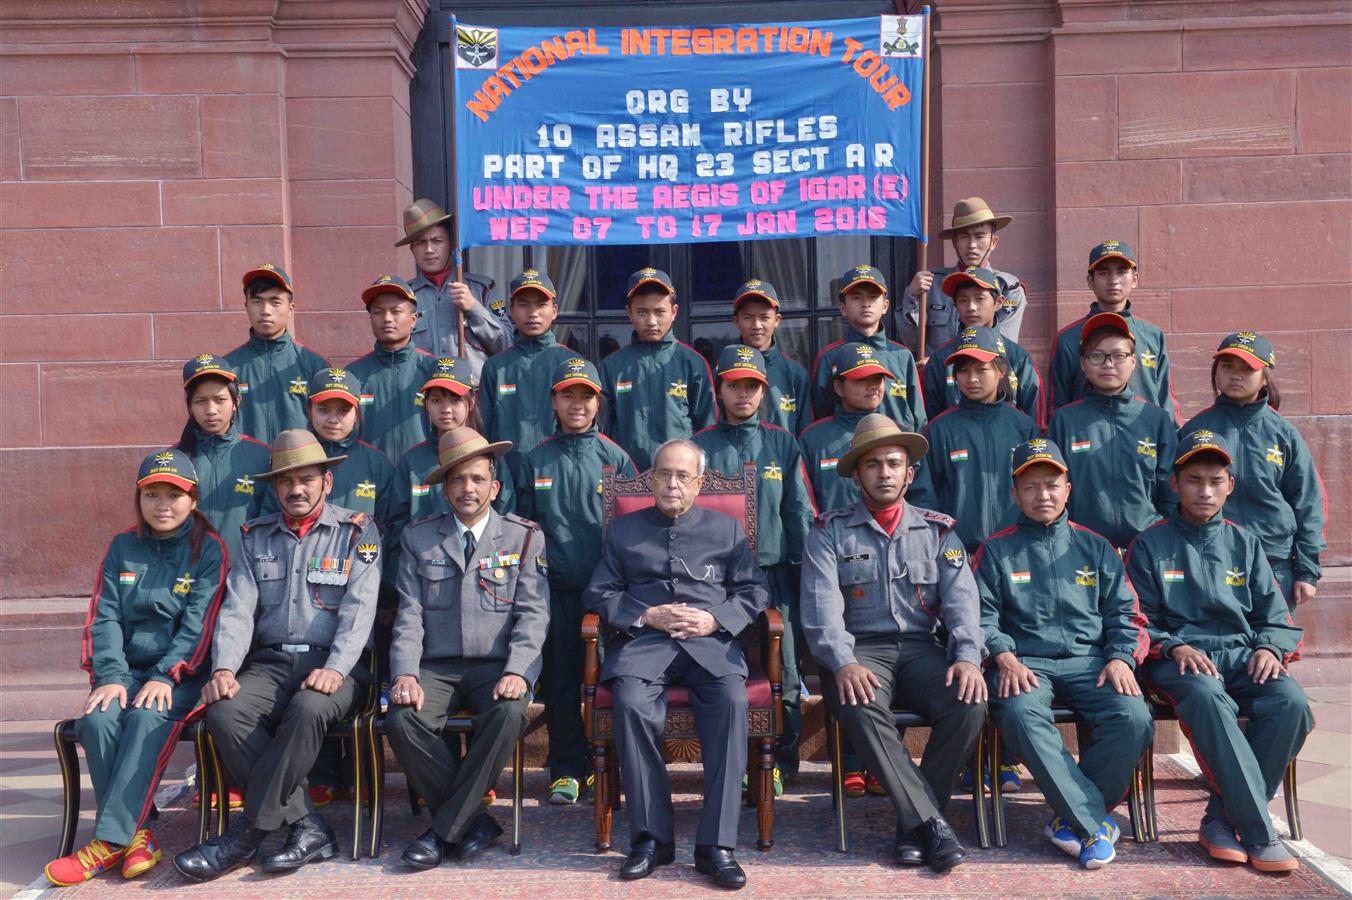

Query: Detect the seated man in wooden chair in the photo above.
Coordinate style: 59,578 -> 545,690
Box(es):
585,439 -> 769,890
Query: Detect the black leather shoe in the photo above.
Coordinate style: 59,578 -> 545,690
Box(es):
619,836 -> 676,880
401,828 -> 449,870
693,845 -> 747,890
451,812 -> 503,862
919,816 -> 969,872
259,813 -> 339,873
894,826 -> 926,866
173,817 -> 268,882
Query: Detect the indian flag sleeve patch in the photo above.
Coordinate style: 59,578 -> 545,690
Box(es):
359,393 -> 375,406
616,380 -> 633,394
821,457 -> 839,471
118,572 -> 137,586
949,449 -> 970,462
534,477 -> 554,490
498,384 -> 517,396
1163,570 -> 1185,583
411,483 -> 430,498
1071,440 -> 1092,454
1010,571 -> 1032,585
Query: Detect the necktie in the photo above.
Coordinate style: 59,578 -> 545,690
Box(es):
463,529 -> 476,567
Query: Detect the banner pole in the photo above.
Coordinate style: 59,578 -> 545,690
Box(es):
447,14 -> 467,357
916,4 -> 934,363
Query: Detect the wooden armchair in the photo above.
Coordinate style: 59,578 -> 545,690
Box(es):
580,462 -> 784,852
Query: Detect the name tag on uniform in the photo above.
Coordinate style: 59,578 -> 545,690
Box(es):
426,559 -> 450,567
255,554 -> 277,564
306,557 -> 351,584
843,553 -> 872,562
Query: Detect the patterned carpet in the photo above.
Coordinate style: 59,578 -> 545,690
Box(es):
37,759 -> 1349,899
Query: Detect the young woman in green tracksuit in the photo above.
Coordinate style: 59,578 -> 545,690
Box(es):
909,326 -> 1038,553
1047,313 -> 1177,550
175,354 -> 276,568
1182,332 -> 1326,612
46,450 -> 226,887
693,344 -> 817,790
517,357 -> 637,805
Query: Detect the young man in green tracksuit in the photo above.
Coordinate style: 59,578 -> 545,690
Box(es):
730,279 -> 811,435
810,265 -> 925,431
799,343 -> 891,516
1127,429 -> 1310,874
347,275 -> 436,461
1049,312 -> 1177,550
921,268 -> 1041,424
909,326 -> 1038,552
1048,241 -> 1183,424
517,357 -> 637,804
600,267 -> 717,471
479,270 -> 577,480
694,345 -> 817,787
225,264 -> 330,443
974,438 -> 1153,869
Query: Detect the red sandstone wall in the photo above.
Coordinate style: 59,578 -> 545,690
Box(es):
934,0 -> 1351,567
0,0 -> 427,598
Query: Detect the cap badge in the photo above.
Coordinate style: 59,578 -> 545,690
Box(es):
154,451 -> 176,466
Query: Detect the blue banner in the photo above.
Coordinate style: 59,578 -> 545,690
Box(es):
451,15 -> 927,247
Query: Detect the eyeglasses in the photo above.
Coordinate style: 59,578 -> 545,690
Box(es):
1085,351 -> 1133,367
653,469 -> 699,486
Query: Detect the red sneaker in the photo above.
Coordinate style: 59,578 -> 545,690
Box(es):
45,840 -> 124,886
483,788 -> 497,805
308,784 -> 338,808
121,830 -> 161,879
865,773 -> 887,796
192,787 -> 243,809
843,771 -> 866,798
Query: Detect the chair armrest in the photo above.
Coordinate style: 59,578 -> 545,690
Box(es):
582,612 -> 601,688
759,608 -> 784,688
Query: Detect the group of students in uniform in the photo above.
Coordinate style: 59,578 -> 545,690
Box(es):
49,195 -> 1327,888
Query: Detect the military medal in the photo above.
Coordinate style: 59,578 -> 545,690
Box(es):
306,557 -> 351,584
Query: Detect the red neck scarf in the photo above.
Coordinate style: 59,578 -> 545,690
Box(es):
869,501 -> 904,536
426,266 -> 453,289
285,504 -> 324,539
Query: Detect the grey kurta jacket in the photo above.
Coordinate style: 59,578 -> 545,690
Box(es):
390,508 -> 549,684
212,502 -> 381,678
585,505 -> 769,682
800,500 -> 987,674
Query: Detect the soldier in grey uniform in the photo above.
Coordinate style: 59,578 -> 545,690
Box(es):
585,439 -> 769,890
386,427 -> 549,869
896,197 -> 1027,355
801,413 -> 986,872
398,198 -> 513,378
174,430 -> 380,881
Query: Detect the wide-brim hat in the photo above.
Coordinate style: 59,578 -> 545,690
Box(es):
837,413 -> 928,478
257,429 -> 346,480
424,427 -> 512,485
940,197 -> 1013,238
396,198 -> 452,247
137,448 -> 198,492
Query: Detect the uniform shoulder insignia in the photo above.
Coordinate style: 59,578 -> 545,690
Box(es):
349,511 -> 369,527
409,512 -> 443,528
502,512 -> 540,531
813,508 -> 852,528
918,508 -> 957,529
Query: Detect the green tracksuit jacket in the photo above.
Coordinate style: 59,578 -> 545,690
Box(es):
317,432 -> 394,529
908,397 -> 1038,552
974,512 -> 1150,667
1048,302 -> 1183,425
1183,396 -> 1326,586
185,423 -> 277,566
1048,387 -> 1178,550
810,326 -> 926,430
225,329 -> 330,443
693,416 -> 817,568
600,330 -> 717,471
921,333 -> 1043,425
516,428 -> 637,591
346,341 -> 436,461
478,331 -> 577,470
799,408 -> 868,514
761,342 -> 812,436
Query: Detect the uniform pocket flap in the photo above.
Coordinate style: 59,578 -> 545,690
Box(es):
417,561 -> 456,581
839,558 -> 878,586
906,559 -> 939,585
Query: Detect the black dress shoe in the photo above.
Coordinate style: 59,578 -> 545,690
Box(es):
259,813 -> 339,873
451,812 -> 503,862
693,845 -> 747,890
401,828 -> 449,870
173,817 -> 268,882
619,836 -> 675,881
919,816 -> 969,872
894,826 -> 926,866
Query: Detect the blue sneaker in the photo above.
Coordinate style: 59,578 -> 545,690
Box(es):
957,766 -> 993,793
998,764 -> 1023,792
1098,817 -> 1121,846
1044,816 -> 1081,857
1079,833 -> 1115,869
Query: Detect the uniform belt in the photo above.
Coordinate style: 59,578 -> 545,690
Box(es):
269,643 -> 329,654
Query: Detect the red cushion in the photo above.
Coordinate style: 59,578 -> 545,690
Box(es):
594,675 -> 774,710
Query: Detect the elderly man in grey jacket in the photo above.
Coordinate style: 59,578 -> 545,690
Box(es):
801,414 -> 987,873
385,426 -> 549,870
